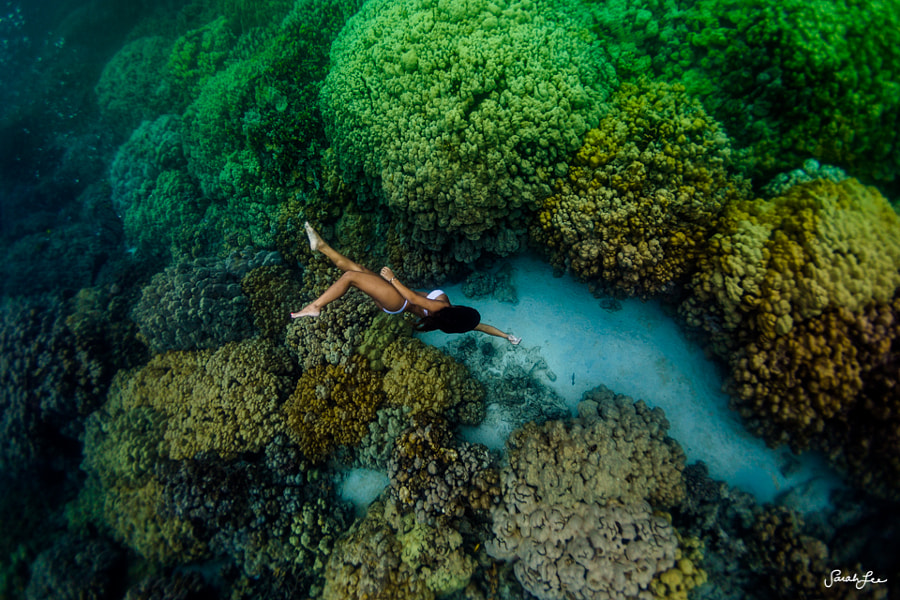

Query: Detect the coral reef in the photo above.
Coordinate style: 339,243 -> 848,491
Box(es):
585,0 -> 900,187
24,534 -> 125,600
285,289 -> 381,370
76,368 -> 350,588
493,500 -> 679,600
486,386 -> 692,599
240,263 -> 304,340
681,178 -> 900,496
683,179 -> 900,345
95,36 -> 172,137
532,79 -> 749,297
357,312 -> 416,371
0,288 -> 144,475
165,16 -> 235,108
505,386 -> 685,510
118,338 -> 297,460
322,499 -> 435,600
283,356 -> 386,463
356,406 -> 413,471
382,336 -> 485,423
321,0 -> 616,263
677,0 -> 900,185
672,463 -> 886,600
388,414 -> 500,524
132,250 -> 280,354
322,497 -> 480,600
157,438 -> 351,585
108,114 -> 210,263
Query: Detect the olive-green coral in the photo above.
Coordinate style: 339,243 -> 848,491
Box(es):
382,337 -> 484,423
70,374 -> 206,565
683,179 -> 900,344
533,79 -> 748,297
118,339 -> 298,460
283,356 -> 385,462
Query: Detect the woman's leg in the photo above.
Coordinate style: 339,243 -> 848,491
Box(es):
304,222 -> 373,274
291,224 -> 406,317
291,271 -> 406,318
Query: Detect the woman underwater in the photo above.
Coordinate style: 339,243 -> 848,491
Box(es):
291,223 -> 521,344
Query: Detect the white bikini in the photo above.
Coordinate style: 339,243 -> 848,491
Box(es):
422,289 -> 446,316
383,289 -> 446,316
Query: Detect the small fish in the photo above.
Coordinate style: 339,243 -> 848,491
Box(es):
571,373 -> 575,386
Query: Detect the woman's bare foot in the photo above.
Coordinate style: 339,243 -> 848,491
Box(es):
291,304 -> 321,318
305,222 -> 325,251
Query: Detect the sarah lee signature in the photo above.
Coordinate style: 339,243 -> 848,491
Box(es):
824,570 -> 888,590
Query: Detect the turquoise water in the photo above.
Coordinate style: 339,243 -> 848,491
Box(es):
1,0 -> 898,598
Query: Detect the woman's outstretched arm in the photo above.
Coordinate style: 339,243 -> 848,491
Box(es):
475,323 -> 521,345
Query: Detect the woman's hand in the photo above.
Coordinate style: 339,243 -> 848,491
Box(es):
508,335 -> 522,345
380,267 -> 395,282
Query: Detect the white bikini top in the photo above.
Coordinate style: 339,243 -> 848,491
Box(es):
423,289 -> 446,316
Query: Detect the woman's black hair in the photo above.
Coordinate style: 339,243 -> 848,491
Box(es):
414,305 -> 481,334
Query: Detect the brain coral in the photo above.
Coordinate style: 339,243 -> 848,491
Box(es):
532,79 -> 749,297
320,0 -> 615,262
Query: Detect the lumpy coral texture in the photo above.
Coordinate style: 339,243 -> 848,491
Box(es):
684,179 -> 900,344
533,79 -> 749,297
681,178 -> 900,497
320,0 -> 615,262
487,386 -> 692,599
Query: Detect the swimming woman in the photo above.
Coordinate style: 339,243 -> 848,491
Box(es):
291,223 -> 521,344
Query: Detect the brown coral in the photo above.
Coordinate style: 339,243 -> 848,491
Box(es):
505,386 -> 686,510
682,178 -> 900,349
283,356 -> 385,462
388,414 -> 499,524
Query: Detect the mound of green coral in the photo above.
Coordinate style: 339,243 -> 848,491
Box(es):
111,339 -> 297,461
588,0 -> 900,187
322,498 -> 480,600
321,0 -> 615,263
532,79 -> 749,296
382,336 -> 485,423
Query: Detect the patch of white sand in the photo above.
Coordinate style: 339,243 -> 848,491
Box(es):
419,253 -> 843,512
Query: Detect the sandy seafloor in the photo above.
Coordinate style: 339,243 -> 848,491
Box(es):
417,253 -> 842,510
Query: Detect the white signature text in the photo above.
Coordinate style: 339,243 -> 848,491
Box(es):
824,570 -> 887,590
